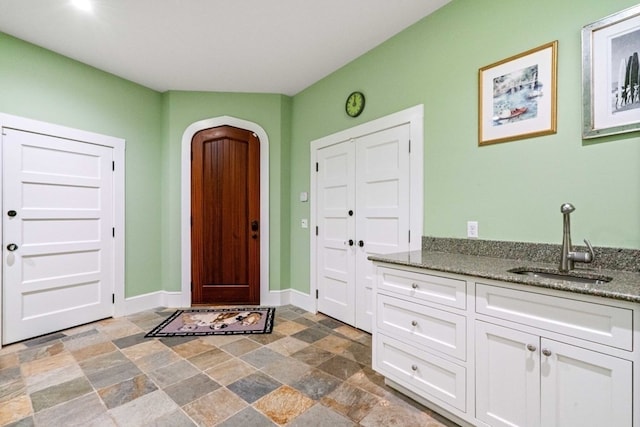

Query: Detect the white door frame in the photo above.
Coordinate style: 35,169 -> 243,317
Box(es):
0,113 -> 126,347
180,116 -> 271,307
310,104 -> 424,314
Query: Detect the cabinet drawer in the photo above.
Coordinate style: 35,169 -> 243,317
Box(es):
377,294 -> 466,360
476,283 -> 633,351
378,267 -> 466,309
374,333 -> 466,412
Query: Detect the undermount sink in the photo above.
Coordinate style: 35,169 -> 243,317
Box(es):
508,267 -> 612,285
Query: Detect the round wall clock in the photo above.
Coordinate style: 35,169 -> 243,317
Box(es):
345,91 -> 365,117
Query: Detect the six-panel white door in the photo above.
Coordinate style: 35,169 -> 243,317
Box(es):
2,128 -> 114,344
316,124 -> 410,332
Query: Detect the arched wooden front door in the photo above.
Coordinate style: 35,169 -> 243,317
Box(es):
191,126 -> 260,305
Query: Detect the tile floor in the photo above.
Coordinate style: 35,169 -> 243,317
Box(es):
0,305 -> 459,426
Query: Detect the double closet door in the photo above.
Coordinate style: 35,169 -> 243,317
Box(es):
315,124 -> 411,333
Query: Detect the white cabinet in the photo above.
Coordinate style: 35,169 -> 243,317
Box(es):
372,263 -> 639,427
314,125 -> 411,332
476,321 -> 632,427
373,266 -> 468,415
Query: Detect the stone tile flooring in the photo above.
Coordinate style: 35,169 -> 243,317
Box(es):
0,306 -> 459,426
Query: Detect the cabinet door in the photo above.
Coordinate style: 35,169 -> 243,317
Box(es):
354,124 -> 410,332
476,321 -> 540,427
316,140 -> 356,325
540,339 -> 632,427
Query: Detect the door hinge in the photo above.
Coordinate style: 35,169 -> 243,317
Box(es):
408,230 -> 411,243
112,161 -> 115,171
112,294 -> 115,304
315,226 -> 318,236
316,162 -> 319,172
408,139 -> 411,153
191,281 -> 193,291
112,227 -> 115,238
316,289 -> 319,299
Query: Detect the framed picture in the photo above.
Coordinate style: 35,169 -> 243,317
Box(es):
478,41 -> 558,146
582,5 -> 640,139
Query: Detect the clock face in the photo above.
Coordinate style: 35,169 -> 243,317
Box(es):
345,91 -> 365,117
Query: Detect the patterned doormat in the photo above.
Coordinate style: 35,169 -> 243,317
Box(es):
145,307 -> 275,337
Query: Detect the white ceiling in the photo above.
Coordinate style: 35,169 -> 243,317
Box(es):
0,0 -> 451,95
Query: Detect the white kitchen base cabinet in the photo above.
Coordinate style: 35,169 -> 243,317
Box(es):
372,264 -> 639,427
476,321 -> 632,427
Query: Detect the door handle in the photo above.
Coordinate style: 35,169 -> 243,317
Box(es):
358,240 -> 364,247
6,243 -> 18,252
7,210 -> 16,217
348,239 -> 354,246
251,220 -> 259,231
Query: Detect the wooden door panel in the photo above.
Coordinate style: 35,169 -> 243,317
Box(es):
191,126 -> 259,305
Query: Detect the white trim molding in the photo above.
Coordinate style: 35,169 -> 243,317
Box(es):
308,105 -> 424,314
180,116 -> 273,307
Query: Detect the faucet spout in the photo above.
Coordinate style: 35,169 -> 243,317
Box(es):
559,203 -> 575,272
558,203 -> 594,272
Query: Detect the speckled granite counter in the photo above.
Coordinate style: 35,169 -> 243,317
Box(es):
369,249 -> 640,303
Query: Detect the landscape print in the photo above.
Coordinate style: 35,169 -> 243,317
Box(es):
492,64 -> 542,126
611,28 -> 640,113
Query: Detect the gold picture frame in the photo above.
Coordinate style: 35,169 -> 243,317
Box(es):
582,5 -> 640,139
478,41 -> 558,146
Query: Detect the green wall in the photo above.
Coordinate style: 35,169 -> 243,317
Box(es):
0,33 -> 164,297
0,34 -> 292,298
289,0 -> 640,293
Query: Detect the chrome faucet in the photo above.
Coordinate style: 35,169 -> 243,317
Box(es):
559,203 -> 595,272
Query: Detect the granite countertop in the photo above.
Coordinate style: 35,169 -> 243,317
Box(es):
369,250 -> 640,303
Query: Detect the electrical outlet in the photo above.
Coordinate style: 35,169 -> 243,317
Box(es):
301,219 -> 308,229
467,221 -> 478,238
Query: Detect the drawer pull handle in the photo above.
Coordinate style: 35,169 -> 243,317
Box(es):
411,320 -> 418,327
542,349 -> 552,357
411,365 -> 418,371
411,283 -> 418,289
526,344 -> 537,352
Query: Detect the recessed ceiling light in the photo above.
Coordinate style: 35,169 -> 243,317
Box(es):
71,0 -> 93,12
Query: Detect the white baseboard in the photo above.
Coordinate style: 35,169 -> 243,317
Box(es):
290,289 -> 316,313
121,291 -> 183,316
119,289 -> 315,317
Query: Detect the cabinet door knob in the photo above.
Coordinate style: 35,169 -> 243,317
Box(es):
411,283 -> 418,289
411,320 -> 418,327
542,349 -> 552,357
411,364 -> 418,371
526,344 -> 537,352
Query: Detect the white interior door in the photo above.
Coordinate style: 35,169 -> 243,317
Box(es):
354,124 -> 410,332
2,128 -> 114,344
316,140 -> 356,325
